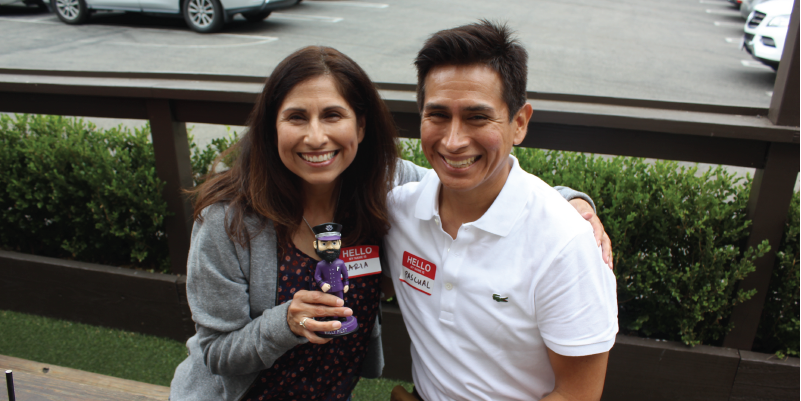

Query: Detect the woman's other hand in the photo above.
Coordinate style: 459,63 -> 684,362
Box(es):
287,290 -> 353,343
568,198 -> 613,269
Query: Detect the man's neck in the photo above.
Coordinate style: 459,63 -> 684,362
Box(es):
438,159 -> 512,239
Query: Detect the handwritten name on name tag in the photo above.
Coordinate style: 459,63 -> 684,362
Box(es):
400,251 -> 437,295
340,245 -> 381,278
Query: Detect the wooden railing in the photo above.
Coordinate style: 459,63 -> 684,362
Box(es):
0,5 -> 797,350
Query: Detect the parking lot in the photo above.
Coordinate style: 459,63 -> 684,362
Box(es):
0,0 -> 782,107
2,0 -> 795,189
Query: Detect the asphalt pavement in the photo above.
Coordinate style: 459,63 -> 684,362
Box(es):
0,0 -> 781,107
0,0 -> 796,188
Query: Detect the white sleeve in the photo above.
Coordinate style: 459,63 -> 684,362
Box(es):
534,231 -> 618,356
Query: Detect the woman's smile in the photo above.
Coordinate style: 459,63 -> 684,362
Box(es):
299,150 -> 340,165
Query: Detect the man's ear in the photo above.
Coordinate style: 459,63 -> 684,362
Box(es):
513,103 -> 533,146
312,240 -> 318,250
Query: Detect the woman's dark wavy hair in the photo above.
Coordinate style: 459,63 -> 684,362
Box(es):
189,46 -> 398,250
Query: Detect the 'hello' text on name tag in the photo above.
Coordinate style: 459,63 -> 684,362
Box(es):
340,245 -> 381,278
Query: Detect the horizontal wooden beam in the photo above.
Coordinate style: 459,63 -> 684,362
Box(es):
520,122 -> 771,168
0,251 -> 194,341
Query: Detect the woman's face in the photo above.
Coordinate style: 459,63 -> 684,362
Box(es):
276,75 -> 365,188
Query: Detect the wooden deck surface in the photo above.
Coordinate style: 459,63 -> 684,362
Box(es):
0,355 -> 169,401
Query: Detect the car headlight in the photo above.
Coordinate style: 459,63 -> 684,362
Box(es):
767,15 -> 790,27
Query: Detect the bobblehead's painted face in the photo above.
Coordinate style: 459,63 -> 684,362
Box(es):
314,239 -> 342,262
420,64 -> 531,198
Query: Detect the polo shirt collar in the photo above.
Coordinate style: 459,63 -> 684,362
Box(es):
413,155 -> 528,237
414,171 -> 441,221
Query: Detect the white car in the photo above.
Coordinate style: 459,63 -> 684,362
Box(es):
742,0 -> 793,70
43,0 -> 299,33
740,0 -> 771,19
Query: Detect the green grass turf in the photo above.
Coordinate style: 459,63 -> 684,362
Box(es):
0,309 -> 187,386
0,309 -> 412,398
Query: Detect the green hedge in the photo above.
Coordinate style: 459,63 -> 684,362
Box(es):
754,191 -> 800,357
509,147 -> 768,347
0,115 -> 170,271
1,116 -> 797,356
0,114 -> 236,272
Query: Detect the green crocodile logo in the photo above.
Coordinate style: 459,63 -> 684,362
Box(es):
492,294 -> 508,303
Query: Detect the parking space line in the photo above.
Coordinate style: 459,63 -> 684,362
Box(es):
714,20 -> 744,27
108,36 -> 278,48
303,0 -> 388,8
741,59 -> 774,70
766,91 -> 773,97
270,13 -> 343,22
706,8 -> 741,16
725,37 -> 741,44
0,16 -> 62,25
216,33 -> 279,40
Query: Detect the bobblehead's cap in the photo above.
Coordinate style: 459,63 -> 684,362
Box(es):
312,222 -> 342,241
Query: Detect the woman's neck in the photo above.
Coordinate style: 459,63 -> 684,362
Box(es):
294,180 -> 340,261
301,180 -> 339,225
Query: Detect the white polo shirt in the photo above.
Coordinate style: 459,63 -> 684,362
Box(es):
385,155 -> 618,401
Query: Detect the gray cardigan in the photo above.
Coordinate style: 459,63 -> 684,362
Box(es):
169,159 -> 593,401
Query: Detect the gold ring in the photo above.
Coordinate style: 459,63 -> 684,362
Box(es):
299,317 -> 310,329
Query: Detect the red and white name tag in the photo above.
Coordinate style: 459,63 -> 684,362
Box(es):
400,251 -> 436,295
340,245 -> 382,278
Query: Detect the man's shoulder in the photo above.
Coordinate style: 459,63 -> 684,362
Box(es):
512,171 -> 592,238
389,169 -> 437,210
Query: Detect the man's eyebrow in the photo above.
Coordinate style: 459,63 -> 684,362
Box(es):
423,102 -> 448,111
464,104 -> 495,113
423,103 -> 496,113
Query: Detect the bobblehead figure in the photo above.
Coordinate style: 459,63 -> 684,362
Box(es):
311,222 -> 359,337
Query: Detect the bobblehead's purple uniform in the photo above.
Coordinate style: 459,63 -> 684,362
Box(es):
314,259 -> 349,300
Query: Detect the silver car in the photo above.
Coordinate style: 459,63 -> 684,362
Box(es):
43,0 -> 299,33
0,0 -> 48,10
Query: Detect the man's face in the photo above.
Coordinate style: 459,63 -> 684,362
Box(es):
315,239 -> 342,262
420,64 -> 530,197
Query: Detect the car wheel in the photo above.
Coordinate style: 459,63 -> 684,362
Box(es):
183,0 -> 225,33
54,0 -> 90,25
241,10 -> 271,22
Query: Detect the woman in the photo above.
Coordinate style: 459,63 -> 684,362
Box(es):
170,46 -> 607,401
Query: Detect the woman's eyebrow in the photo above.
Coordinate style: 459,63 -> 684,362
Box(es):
322,105 -> 348,113
280,107 -> 306,114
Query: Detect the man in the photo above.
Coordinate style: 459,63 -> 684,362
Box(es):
385,20 -> 618,401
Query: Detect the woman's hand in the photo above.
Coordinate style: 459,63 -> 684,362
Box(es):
287,290 -> 353,344
568,199 -> 613,269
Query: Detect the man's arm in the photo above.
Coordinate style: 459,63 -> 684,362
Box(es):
542,349 -> 609,401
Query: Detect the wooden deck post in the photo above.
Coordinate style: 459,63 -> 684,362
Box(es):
147,100 -> 194,276
768,0 -> 800,127
724,1 -> 801,349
